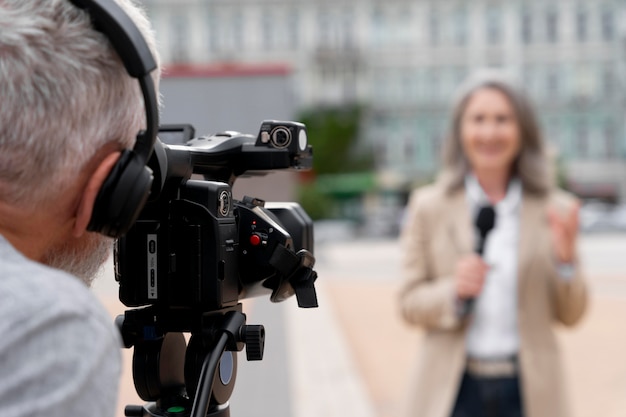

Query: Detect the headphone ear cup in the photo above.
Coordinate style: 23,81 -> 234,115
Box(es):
88,149 -> 153,238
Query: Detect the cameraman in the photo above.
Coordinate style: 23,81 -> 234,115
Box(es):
0,1 -> 160,416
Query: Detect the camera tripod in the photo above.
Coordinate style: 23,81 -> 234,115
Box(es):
117,304 -> 265,417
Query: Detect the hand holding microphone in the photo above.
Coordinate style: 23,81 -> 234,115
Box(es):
456,206 -> 496,316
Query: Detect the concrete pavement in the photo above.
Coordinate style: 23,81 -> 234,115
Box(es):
317,234 -> 626,417
93,233 -> 626,417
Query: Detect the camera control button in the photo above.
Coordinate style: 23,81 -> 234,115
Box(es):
249,234 -> 262,246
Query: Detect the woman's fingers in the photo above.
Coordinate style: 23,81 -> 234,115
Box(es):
456,254 -> 489,298
547,202 -> 580,263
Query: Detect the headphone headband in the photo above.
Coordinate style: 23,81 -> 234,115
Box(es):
68,0 -> 158,163
67,0 -> 160,237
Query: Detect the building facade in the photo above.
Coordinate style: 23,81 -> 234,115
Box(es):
140,0 -> 626,201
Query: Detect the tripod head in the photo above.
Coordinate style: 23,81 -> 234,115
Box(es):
119,305 -> 264,417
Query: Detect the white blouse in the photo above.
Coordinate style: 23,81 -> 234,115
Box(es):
464,175 -> 522,359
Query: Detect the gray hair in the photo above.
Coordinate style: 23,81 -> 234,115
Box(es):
440,69 -> 552,196
0,0 -> 160,207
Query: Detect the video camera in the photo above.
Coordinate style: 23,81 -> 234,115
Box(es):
115,120 -> 318,417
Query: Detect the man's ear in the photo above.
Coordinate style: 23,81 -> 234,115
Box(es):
73,152 -> 121,238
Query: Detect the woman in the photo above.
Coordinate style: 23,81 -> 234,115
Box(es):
399,71 -> 587,417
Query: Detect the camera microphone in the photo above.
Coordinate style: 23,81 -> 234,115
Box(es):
460,205 -> 496,316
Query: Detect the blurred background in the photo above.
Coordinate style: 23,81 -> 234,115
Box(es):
138,0 -> 626,236
95,1 -> 626,416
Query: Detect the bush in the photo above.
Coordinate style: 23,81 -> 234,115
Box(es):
297,182 -> 335,221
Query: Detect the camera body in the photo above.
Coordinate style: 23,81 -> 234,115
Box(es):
114,121 -> 316,333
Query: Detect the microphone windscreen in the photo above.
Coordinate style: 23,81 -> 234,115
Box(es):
476,205 -> 496,237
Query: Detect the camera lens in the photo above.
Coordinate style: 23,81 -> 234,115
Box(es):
270,127 -> 291,149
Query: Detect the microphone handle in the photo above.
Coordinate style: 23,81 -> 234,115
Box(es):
461,298 -> 475,317
460,236 -> 486,316
475,237 -> 486,257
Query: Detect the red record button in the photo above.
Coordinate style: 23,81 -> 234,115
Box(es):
249,234 -> 262,246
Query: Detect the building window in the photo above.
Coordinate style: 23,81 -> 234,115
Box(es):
401,71 -> 414,103
546,10 -> 558,43
404,136 -> 414,161
522,64 -> 535,96
575,121 -> 588,158
341,67 -> 356,102
170,13 -> 189,63
288,10 -> 299,50
574,63 -> 594,99
547,69 -> 559,96
317,9 -> 337,48
454,8 -> 468,46
397,6 -> 413,44
232,11 -> 243,50
429,10 -> 439,46
544,117 -> 560,148
262,11 -> 274,50
320,67 -> 337,85
601,10 -> 614,42
431,121 -> 445,164
604,122 -> 616,158
576,9 -> 587,42
415,69 -> 426,102
371,5 -> 385,46
428,69 -> 440,101
207,10 -> 219,53
521,11 -> 532,43
603,65 -> 615,97
486,7 -> 502,45
341,8 -> 355,48
454,66 -> 467,86
375,141 -> 387,166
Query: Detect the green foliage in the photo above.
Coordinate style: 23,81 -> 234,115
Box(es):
297,103 -> 374,175
296,182 -> 335,221
295,103 -> 374,220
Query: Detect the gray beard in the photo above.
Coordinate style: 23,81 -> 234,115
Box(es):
41,234 -> 113,287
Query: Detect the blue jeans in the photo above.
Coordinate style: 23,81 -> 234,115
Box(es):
450,372 -> 524,417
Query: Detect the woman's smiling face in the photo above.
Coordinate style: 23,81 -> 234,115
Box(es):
460,87 -> 522,175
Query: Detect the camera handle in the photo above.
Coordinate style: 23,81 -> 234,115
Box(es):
268,246 -> 318,308
121,307 -> 265,417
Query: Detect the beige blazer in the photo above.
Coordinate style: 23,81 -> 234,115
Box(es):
399,181 -> 587,417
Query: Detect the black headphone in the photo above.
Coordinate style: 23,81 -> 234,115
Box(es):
68,0 -> 159,238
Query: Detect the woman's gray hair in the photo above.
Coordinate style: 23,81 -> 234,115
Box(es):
440,69 -> 552,196
0,0 -> 161,207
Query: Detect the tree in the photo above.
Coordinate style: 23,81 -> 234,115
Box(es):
295,103 -> 374,220
297,103 -> 373,175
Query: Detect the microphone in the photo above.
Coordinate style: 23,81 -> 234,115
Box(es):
460,205 -> 496,316
475,205 -> 496,256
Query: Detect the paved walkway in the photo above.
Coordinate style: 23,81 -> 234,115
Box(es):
94,233 -> 626,417
317,235 -> 626,417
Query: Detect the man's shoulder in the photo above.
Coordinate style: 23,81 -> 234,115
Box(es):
0,237 -> 122,417
0,237 -> 115,336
